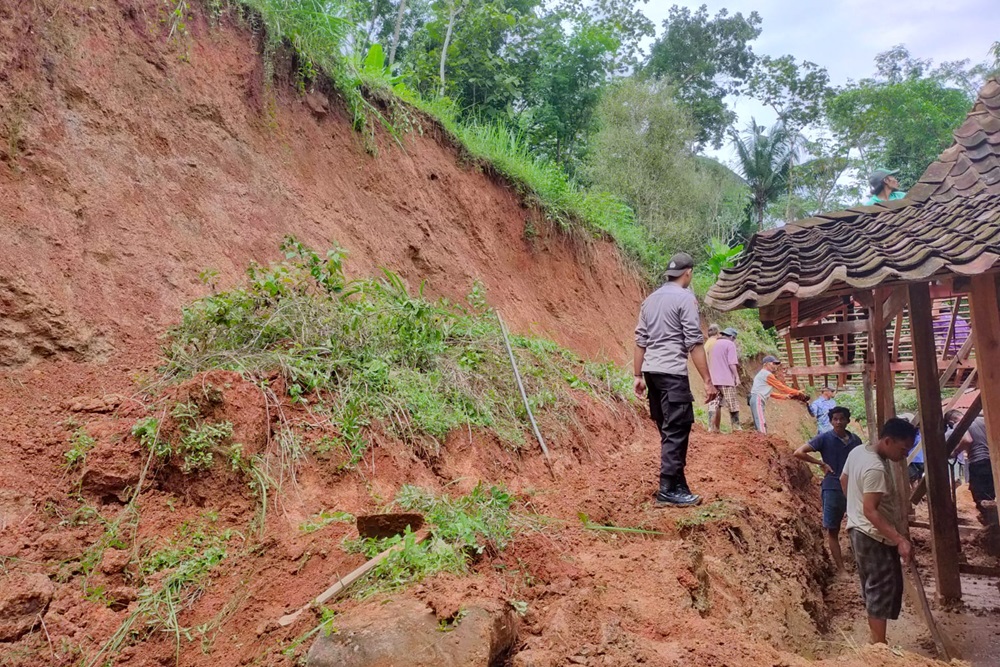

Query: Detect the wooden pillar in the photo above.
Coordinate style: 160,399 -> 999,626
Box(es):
872,288 -> 895,424
969,273 -> 1000,527
908,282 -> 962,602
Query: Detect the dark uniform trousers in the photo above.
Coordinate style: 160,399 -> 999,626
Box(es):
644,372 -> 695,481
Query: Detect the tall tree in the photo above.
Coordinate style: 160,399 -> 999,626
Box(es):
644,4 -> 762,149
585,78 -> 747,253
748,54 -> 830,132
826,47 -> 978,187
730,119 -> 794,235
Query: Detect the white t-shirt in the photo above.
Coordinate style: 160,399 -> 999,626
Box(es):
843,445 -> 900,544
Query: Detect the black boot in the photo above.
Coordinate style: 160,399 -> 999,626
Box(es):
675,471 -> 702,505
655,474 -> 701,507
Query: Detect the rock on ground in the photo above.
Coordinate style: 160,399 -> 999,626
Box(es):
0,572 -> 55,642
307,598 -> 518,667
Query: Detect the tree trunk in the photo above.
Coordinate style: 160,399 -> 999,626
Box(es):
439,0 -> 460,97
388,0 -> 407,67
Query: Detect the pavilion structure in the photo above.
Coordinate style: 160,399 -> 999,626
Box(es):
706,78 -> 1000,602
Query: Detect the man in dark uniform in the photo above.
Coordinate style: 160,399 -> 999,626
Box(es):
634,252 -> 717,507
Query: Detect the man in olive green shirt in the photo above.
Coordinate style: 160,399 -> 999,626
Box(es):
865,168 -> 906,205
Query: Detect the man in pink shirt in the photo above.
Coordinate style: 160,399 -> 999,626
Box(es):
708,327 -> 741,432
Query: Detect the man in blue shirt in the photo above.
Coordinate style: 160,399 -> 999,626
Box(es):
793,406 -> 862,572
809,387 -> 837,434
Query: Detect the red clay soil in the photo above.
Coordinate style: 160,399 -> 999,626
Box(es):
0,2 -> 965,666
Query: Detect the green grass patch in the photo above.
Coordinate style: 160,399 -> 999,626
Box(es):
87,517 -> 237,667
161,238 -> 631,462
64,428 -> 97,469
675,500 -> 739,531
342,484 -> 515,598
299,509 -> 354,534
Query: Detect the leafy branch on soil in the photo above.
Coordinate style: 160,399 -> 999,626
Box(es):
299,509 -> 355,534
64,428 -> 97,469
342,484 -> 516,598
87,517 -> 238,667
578,512 -> 665,536
161,238 -> 630,465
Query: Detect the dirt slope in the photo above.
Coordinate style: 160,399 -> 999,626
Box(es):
0,0 -> 641,370
0,2 -> 950,667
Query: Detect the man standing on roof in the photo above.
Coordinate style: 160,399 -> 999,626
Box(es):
865,168 -> 906,205
794,406 -> 862,573
634,252 -> 717,508
841,418 -> 916,645
749,356 -> 807,434
708,327 -> 741,433
809,387 -> 838,435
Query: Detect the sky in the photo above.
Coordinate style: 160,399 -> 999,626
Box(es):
639,0 -> 999,165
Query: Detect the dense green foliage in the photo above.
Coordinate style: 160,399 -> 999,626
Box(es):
164,238 -> 631,460
344,484 -> 517,597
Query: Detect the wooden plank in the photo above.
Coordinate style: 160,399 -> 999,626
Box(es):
939,334 -> 974,391
910,394 -> 982,503
803,337 -> 814,387
786,359 -> 971,377
958,563 -> 1000,577
785,333 -> 799,389
942,298 -> 960,360
892,313 -> 903,363
907,560 -> 961,661
969,272 -> 1000,545
790,319 -> 868,338
883,287 -> 908,323
908,281 -> 962,602
821,337 -> 830,389
839,306 -> 848,388
277,528 -> 431,627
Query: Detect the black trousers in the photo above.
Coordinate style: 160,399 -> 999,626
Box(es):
969,461 -> 996,505
645,372 -> 694,480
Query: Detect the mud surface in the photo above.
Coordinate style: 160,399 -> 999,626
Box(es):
0,1 -> 992,666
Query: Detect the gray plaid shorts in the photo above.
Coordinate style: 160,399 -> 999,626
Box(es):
713,385 -> 740,412
849,528 -> 903,620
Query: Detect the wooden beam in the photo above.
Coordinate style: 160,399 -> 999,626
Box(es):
803,337 -> 814,387
785,359 -> 972,377
958,563 -> 1000,577
790,319 -> 868,338
969,272 -> 1000,546
939,334 -> 974,391
942,298 -> 960,360
892,312 -> 903,363
785,333 -> 799,389
873,287 -> 895,425
883,287 -> 908,323
908,281 -> 962,602
910,393 -> 982,504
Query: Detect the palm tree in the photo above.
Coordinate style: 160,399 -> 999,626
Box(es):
730,118 -> 796,237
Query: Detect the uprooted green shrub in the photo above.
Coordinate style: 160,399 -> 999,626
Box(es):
162,238 -> 631,463
86,517 -> 238,667
343,484 -> 516,597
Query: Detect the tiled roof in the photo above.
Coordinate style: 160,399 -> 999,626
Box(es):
706,78 -> 1000,312
909,78 -> 1000,204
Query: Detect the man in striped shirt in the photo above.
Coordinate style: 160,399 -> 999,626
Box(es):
749,356 -> 807,434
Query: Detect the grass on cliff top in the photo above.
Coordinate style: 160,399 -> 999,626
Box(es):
230,0 -> 668,281
162,237 -> 631,464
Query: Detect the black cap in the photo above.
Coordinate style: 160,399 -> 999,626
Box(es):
664,252 -> 695,278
